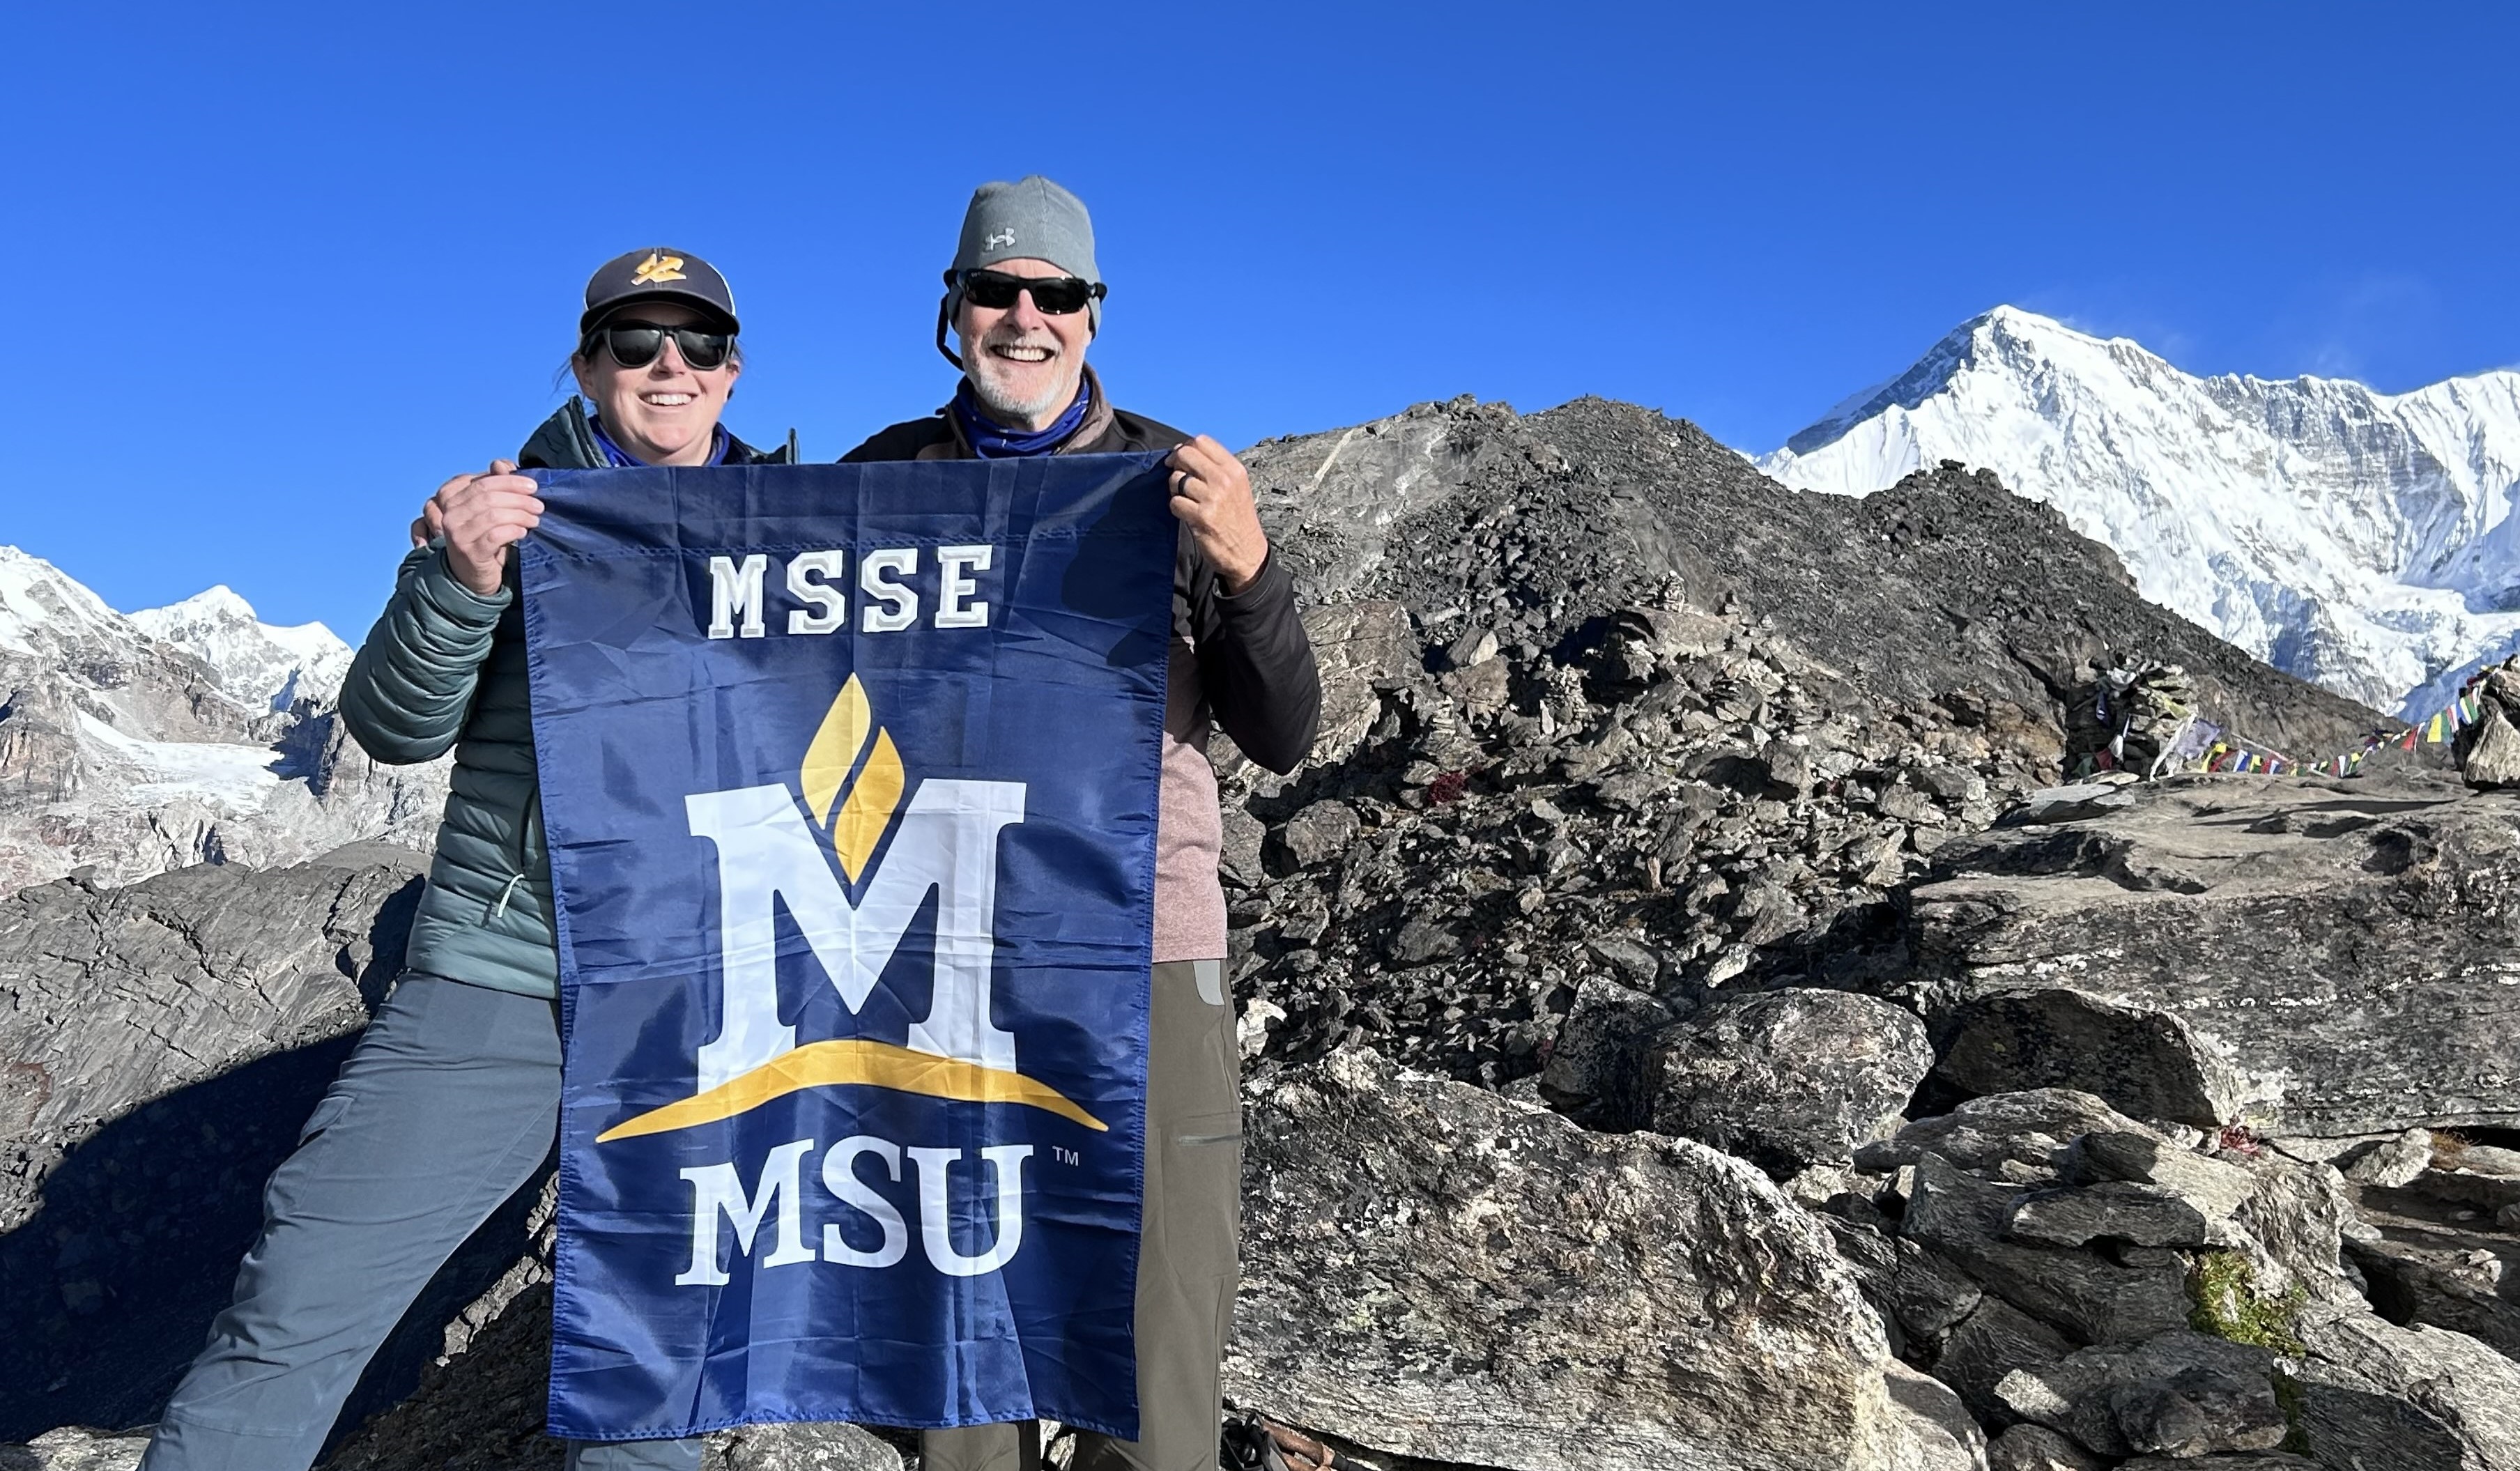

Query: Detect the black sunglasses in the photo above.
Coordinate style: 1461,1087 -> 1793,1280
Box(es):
586,320 -> 735,371
958,269 -> 1106,316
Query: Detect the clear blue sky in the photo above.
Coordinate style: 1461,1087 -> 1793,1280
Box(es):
8,3 -> 2517,638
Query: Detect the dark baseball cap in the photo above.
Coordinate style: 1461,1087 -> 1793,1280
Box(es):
580,247 -> 740,336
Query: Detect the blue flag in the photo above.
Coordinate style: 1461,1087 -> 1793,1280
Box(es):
518,455 -> 1176,1442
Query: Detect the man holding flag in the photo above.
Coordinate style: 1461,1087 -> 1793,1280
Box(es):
841,174 -> 1321,1471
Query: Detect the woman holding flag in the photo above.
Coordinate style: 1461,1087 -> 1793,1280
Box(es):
139,248 -> 787,1471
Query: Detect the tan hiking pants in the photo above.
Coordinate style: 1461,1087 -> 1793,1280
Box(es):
923,958 -> 1241,1471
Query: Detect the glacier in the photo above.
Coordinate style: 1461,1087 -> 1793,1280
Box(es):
1755,305 -> 2520,718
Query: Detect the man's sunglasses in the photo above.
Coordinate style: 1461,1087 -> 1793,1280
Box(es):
586,321 -> 735,371
958,269 -> 1107,316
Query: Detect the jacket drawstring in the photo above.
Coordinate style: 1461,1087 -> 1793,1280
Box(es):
491,794 -> 544,922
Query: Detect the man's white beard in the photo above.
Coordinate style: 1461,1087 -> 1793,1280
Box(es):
965,335 -> 1083,427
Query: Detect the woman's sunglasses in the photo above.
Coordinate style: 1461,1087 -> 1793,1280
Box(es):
587,321 -> 735,371
958,269 -> 1106,316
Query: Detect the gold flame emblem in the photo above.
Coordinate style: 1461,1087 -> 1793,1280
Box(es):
592,675 -> 1110,1143
631,251 -> 687,284
800,675 -> 904,882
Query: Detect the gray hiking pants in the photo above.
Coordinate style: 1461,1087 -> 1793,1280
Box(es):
924,958 -> 1243,1471
139,974 -> 700,1471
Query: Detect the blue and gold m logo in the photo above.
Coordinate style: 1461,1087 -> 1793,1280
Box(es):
599,675 -> 1104,1145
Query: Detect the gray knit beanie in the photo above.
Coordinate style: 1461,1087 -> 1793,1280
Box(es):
937,176 -> 1103,363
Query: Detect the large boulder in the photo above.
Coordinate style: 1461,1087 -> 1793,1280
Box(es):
1908,774 -> 2520,1137
1638,987 -> 1933,1177
1225,1047 -> 1972,1471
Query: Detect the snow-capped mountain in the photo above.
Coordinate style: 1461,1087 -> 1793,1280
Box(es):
0,546 -> 439,894
130,585 -> 353,710
1755,306 -> 2520,718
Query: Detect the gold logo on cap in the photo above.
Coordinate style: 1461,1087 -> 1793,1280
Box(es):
631,252 -> 687,284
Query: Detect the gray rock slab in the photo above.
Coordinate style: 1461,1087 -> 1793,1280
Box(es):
1272,799 -> 1362,871
2449,1142 -> 2520,1178
1873,1362 -> 1988,1471
1910,776 -> 2520,1136
1859,1090 -> 2151,1179
2407,1166 -> 2520,1215
704,1422 -> 902,1470
2295,1313 -> 2520,1470
2066,1129 -> 2257,1220
0,854 -> 423,1440
1827,1220 -> 1983,1359
1282,600 -> 1422,773
2004,783 -> 2139,826
1903,1155 -> 2192,1346
1931,1295 -> 2074,1424
1992,1330 -> 2282,1460
2345,1183 -> 2520,1363
2464,705 -> 2520,788
0,1428 -> 148,1470
1934,989 -> 2237,1127
1985,1424 -> 2107,1471
2006,1181 -> 2217,1249
1883,1237 -> 1990,1343
0,853 -> 422,1230
2340,1127 -> 2436,1187
1535,976 -> 1676,1126
1641,987 -> 1933,1176
1225,1047 -> 1943,1471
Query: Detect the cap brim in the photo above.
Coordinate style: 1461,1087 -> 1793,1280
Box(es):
580,291 -> 740,337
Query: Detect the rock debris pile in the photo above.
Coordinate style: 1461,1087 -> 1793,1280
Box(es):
1224,587 -> 2043,1100
6,396 -> 2519,1470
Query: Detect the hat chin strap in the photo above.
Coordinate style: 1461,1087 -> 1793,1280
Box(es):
935,291 -> 964,371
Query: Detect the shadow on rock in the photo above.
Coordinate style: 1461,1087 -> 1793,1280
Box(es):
0,858 -> 550,1461
0,1035 -> 551,1456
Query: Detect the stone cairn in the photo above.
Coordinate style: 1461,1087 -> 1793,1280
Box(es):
2066,662 -> 2199,778
2455,659 -> 2520,789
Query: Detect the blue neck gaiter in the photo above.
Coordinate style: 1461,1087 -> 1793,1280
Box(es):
589,414 -> 729,468
952,378 -> 1093,459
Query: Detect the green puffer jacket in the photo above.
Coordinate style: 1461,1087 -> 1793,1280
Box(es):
340,399 -> 790,998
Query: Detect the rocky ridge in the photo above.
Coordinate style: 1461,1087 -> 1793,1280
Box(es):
1211,396 -> 2402,1098
7,396 -> 2518,1469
